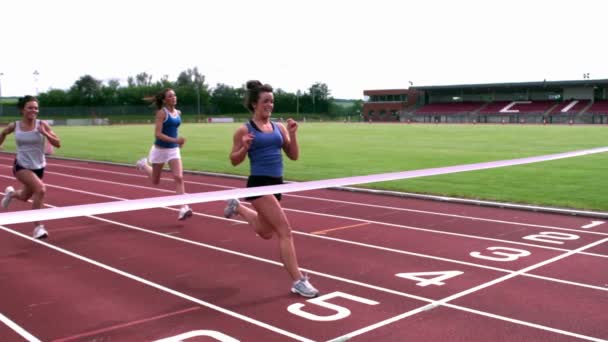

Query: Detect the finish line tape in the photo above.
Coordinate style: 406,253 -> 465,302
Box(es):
1,146 -> 606,225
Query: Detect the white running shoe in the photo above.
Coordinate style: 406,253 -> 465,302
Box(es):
33,225 -> 48,239
178,205 -> 193,220
224,199 -> 240,218
291,274 -> 319,298
136,157 -> 147,171
2,186 -> 15,209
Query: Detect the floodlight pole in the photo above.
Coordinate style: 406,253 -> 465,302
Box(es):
193,74 -> 201,121
312,87 -> 315,114
33,70 -> 39,95
196,83 -> 201,119
296,89 -> 301,117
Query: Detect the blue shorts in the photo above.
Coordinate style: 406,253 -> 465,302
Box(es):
245,175 -> 283,201
13,160 -> 44,179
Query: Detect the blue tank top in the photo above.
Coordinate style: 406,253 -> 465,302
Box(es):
154,107 -> 181,148
246,120 -> 284,177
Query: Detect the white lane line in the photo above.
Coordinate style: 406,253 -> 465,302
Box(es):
5,159 -> 607,240
28,193 -> 608,292
17,156 -> 608,235
3,158 -> 604,340
285,194 -> 608,236
8,158 -> 607,236
3,176 -> 607,292
4,160 -> 607,241
2,146 -> 608,226
440,303 -> 608,341
4,213 -> 604,342
0,225 -> 313,342
0,313 -> 41,342
3,172 -> 606,260
329,237 -> 608,342
288,207 -> 608,258
2,200 -> 606,341
582,221 -> 605,229
303,231 -> 608,292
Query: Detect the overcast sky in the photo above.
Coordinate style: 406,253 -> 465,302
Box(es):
1,0 -> 606,99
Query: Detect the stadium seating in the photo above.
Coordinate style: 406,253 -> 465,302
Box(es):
417,100 -> 558,115
587,100 -> 608,114
479,101 -> 555,114
547,100 -> 590,114
477,101 -> 510,114
414,102 -> 484,114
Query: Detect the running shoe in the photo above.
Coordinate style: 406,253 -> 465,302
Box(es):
2,186 -> 14,209
136,157 -> 147,171
178,205 -> 193,221
33,225 -> 48,239
291,274 -> 319,298
224,199 -> 240,218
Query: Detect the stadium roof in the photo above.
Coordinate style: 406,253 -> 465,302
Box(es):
363,89 -> 411,96
412,79 -> 608,91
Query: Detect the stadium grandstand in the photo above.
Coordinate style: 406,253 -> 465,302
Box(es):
361,89 -> 419,122
362,79 -> 608,124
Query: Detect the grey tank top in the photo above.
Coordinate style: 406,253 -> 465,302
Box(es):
15,120 -> 46,169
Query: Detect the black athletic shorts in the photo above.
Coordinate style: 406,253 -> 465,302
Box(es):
13,160 -> 44,179
245,175 -> 283,201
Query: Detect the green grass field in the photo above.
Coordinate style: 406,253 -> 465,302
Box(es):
0,98 -> 18,105
2,122 -> 607,211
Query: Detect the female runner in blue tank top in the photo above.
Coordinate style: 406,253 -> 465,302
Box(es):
0,96 -> 61,239
224,80 -> 319,298
136,88 -> 192,220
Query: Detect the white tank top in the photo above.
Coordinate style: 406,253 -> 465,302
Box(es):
15,120 -> 46,169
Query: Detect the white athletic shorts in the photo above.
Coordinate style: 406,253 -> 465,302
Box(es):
148,145 -> 181,164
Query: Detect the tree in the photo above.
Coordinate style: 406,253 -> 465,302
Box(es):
127,72 -> 153,87
176,67 -> 206,89
174,67 -> 210,112
156,74 -> 173,89
69,75 -> 103,105
273,88 -> 297,113
100,79 -> 121,105
38,89 -> 69,106
309,82 -> 331,100
137,72 -> 153,87
210,83 -> 246,114
308,82 -> 331,113
34,70 -> 337,116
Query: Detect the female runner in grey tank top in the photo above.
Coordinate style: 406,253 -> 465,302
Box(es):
0,95 -> 61,239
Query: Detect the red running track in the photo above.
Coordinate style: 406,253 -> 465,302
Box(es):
0,154 -> 607,341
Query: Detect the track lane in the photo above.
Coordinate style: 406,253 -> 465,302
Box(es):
0,227 -> 307,341
2,156 -> 604,340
